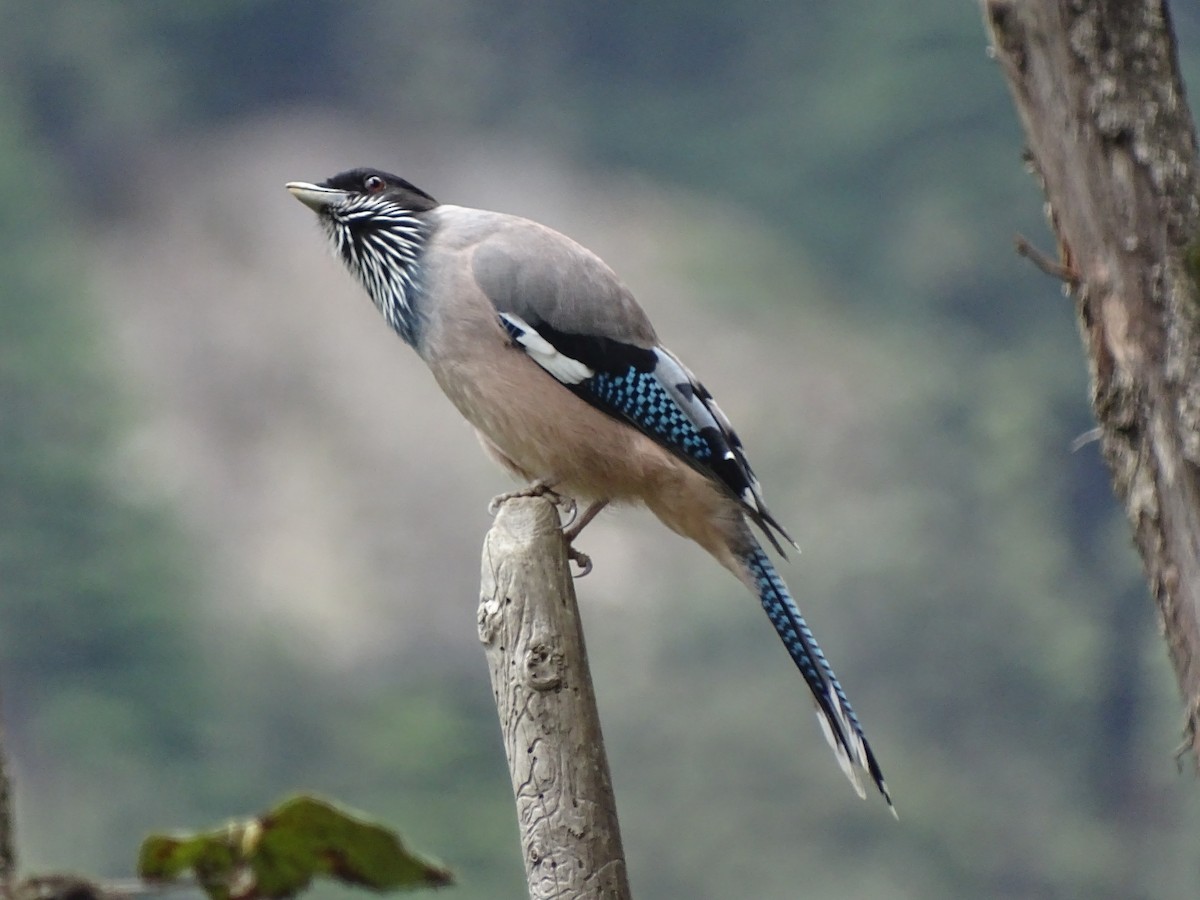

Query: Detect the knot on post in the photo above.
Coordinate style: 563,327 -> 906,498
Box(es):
524,641 -> 564,690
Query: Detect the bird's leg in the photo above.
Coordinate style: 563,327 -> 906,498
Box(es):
562,500 -> 609,578
563,499 -> 609,543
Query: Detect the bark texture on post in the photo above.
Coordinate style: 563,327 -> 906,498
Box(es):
982,0 -> 1200,763
478,497 -> 631,900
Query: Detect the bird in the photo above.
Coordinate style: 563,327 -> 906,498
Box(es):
286,167 -> 894,814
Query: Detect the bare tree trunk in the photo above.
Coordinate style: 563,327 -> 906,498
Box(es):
981,0 -> 1200,765
478,497 -> 632,900
0,693 -> 14,899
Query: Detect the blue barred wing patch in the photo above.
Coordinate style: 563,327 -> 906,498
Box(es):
499,313 -> 796,552
588,364 -> 714,462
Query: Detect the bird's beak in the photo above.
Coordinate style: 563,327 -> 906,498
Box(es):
286,182 -> 350,213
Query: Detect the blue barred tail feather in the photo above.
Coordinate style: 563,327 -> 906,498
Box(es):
743,546 -> 896,816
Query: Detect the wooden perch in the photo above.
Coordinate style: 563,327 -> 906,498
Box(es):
982,0 -> 1200,765
478,497 -> 632,900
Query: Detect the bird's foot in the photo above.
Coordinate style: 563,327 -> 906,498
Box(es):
489,485 -> 604,578
567,546 -> 593,578
487,480 -> 575,518
562,500 -> 608,578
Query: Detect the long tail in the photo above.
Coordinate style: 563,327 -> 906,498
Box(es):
741,542 -> 895,815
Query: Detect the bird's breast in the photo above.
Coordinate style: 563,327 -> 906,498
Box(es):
425,318 -> 653,501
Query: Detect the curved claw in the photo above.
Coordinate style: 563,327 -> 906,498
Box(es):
568,547 -> 593,578
559,496 -> 579,528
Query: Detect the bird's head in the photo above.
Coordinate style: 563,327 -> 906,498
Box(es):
287,168 -> 438,345
286,168 -> 438,220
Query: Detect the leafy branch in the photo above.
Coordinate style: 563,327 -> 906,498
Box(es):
137,794 -> 453,900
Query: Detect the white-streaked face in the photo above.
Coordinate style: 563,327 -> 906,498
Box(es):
287,174 -> 432,345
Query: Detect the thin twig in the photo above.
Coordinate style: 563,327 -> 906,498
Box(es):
1014,233 -> 1080,286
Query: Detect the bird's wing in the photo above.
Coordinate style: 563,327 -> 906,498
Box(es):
471,219 -> 797,553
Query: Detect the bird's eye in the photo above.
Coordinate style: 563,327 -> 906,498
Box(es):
363,175 -> 386,194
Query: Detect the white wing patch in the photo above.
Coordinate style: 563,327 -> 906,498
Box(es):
499,313 -> 595,385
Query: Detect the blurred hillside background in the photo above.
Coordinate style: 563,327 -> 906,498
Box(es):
3,2 -> 1200,898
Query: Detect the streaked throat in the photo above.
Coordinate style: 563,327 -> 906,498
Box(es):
325,202 -> 429,346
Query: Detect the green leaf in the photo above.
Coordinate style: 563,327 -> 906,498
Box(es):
138,829 -> 240,900
138,794 -> 454,899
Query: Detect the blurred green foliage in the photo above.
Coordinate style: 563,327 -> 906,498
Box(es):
139,793 -> 453,898
0,72 -> 210,844
2,3 -> 1200,900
